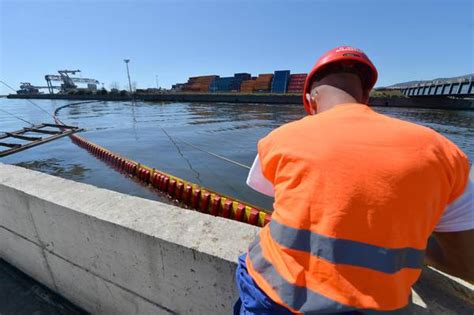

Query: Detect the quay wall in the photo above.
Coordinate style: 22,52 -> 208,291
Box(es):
0,163 -> 473,314
0,163 -> 259,314
6,93 -> 474,110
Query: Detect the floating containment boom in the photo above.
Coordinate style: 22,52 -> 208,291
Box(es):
53,103 -> 272,228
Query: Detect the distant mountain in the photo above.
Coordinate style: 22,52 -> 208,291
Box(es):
385,74 -> 473,88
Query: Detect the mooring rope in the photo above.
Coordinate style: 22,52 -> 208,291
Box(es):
0,108 -> 35,126
176,138 -> 251,170
158,126 -> 204,185
0,81 -> 56,119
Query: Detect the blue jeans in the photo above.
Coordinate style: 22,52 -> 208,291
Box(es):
234,254 -> 294,315
234,254 -> 363,315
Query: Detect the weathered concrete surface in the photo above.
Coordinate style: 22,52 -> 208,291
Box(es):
0,163 -> 472,314
0,163 -> 259,314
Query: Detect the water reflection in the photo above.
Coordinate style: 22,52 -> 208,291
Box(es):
15,158 -> 89,180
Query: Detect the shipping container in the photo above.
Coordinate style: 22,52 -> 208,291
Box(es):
207,73 -> 253,92
234,73 -> 252,80
240,79 -> 257,93
182,75 -> 219,92
189,75 -> 219,81
286,73 -> 307,93
176,72 -> 307,94
231,73 -> 251,92
239,74 -> 273,93
271,70 -> 290,93
209,77 -> 234,92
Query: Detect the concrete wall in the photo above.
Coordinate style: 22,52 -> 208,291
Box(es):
0,163 -> 259,314
0,163 -> 473,314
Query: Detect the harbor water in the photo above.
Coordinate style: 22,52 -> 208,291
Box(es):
1,98 -> 473,210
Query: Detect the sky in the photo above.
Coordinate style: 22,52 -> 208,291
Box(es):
0,0 -> 472,94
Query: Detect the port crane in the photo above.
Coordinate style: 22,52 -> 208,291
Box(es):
17,82 -> 60,95
45,70 -> 99,94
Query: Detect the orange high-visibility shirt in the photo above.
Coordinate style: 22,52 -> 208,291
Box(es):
247,103 -> 470,313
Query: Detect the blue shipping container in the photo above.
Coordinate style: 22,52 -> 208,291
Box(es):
208,73 -> 254,92
271,70 -> 290,93
234,73 -> 252,80
210,77 -> 236,92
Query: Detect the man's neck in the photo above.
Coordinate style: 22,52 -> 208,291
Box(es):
317,95 -> 360,113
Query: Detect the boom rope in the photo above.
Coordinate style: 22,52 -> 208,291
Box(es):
54,103 -> 271,228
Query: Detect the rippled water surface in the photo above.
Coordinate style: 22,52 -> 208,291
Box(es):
1,98 -> 472,210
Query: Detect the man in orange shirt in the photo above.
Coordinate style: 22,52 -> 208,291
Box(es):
235,46 -> 473,314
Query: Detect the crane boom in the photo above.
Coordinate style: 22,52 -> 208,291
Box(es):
44,69 -> 99,94
45,75 -> 99,84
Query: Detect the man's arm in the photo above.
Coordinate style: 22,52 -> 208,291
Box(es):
426,179 -> 474,283
425,230 -> 474,283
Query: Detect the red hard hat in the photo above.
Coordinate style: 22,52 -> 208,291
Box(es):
303,46 -> 378,114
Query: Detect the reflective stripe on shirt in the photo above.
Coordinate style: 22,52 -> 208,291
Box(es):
269,219 -> 424,274
248,235 -> 412,314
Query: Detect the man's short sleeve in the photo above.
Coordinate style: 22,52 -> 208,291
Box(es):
434,179 -> 474,232
434,133 -> 472,232
440,136 -> 470,204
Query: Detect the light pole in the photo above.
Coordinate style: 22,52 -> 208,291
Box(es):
123,59 -> 133,95
124,59 -> 137,136
155,75 -> 159,89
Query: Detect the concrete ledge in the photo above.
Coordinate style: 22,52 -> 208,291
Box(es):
0,163 -> 259,314
0,163 -> 472,314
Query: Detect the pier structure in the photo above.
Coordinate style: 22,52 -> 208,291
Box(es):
400,76 -> 474,98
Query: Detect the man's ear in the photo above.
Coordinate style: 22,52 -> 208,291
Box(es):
306,93 -> 317,115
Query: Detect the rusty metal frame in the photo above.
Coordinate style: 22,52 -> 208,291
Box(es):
0,123 -> 82,157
